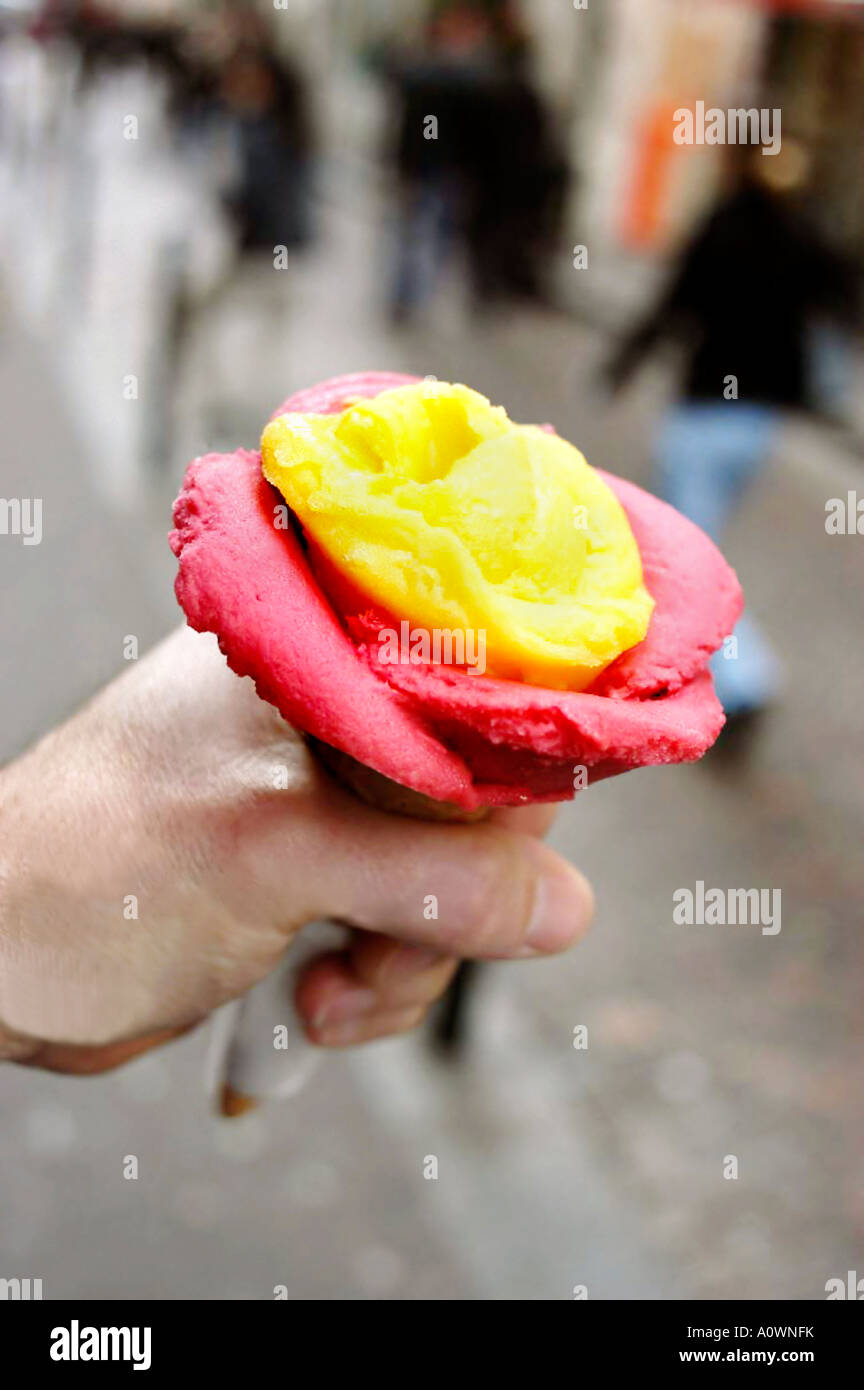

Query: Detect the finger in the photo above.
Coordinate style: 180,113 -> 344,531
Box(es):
304,804 -> 593,960
348,933 -> 458,1005
295,942 -> 456,1039
313,1004 -> 426,1049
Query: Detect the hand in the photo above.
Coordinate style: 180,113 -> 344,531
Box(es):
0,627 -> 593,1073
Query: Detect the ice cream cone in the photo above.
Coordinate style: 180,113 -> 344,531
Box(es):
308,738 -> 489,824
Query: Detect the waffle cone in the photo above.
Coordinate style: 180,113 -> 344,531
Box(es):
309,738 -> 488,824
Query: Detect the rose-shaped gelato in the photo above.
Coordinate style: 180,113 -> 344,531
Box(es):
171,372 -> 742,811
260,381 -> 653,691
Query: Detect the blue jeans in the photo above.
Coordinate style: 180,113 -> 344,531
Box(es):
391,177 -> 453,314
656,403 -> 781,715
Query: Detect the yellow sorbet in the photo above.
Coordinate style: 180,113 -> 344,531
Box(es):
260,381 -> 653,690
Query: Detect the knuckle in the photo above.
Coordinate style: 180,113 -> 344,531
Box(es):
452,835 -> 533,956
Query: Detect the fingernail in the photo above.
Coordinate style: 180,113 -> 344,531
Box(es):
312,986 -> 377,1030
523,862 -> 593,954
317,1006 -> 424,1047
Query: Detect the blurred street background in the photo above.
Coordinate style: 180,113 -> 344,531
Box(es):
1,0 -> 863,1300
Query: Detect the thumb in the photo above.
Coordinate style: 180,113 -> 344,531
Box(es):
302,799 -> 594,960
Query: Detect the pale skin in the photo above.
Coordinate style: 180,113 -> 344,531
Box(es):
0,626 -> 594,1075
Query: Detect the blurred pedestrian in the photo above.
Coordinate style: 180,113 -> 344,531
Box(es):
462,27 -> 568,307
218,40 -> 314,253
382,4 -> 496,321
607,140 -> 859,724
382,1 -> 567,320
